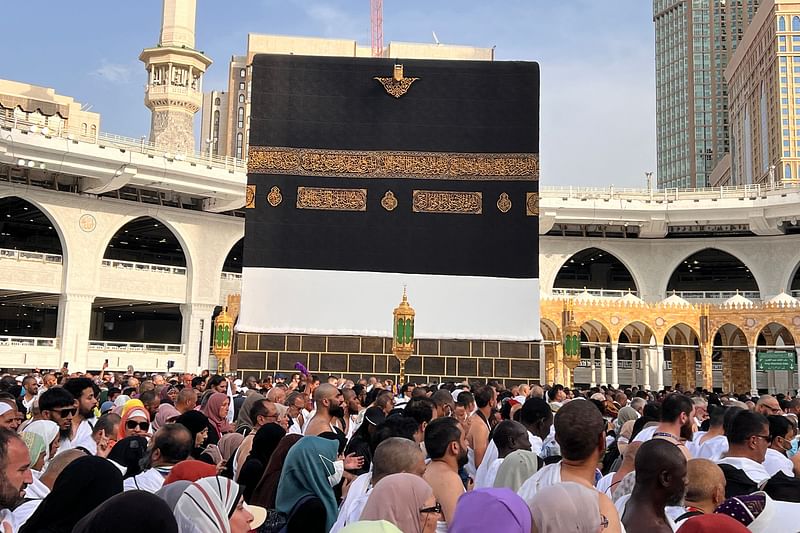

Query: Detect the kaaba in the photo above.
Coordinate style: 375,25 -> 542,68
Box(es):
235,54 -> 541,384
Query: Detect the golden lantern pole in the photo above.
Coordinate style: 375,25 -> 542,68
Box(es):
212,307 -> 234,374
391,288 -> 415,388
561,298 -> 582,387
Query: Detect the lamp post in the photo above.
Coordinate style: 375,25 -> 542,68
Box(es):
212,307 -> 233,374
562,299 -> 582,387
392,288 -> 415,387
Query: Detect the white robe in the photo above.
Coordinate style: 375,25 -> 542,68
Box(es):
330,472 -> 372,533
123,467 -> 171,492
763,448 -> 794,478
474,458 -> 503,489
717,456 -> 771,484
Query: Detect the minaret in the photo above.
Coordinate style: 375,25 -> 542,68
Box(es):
139,0 -> 212,154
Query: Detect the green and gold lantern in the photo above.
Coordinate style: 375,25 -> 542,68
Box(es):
392,289 -> 415,386
213,307 -> 234,373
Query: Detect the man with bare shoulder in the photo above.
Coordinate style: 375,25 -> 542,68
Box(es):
423,417 -> 468,532
465,384 -> 495,478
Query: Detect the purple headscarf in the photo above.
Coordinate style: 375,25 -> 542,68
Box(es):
449,488 -> 531,533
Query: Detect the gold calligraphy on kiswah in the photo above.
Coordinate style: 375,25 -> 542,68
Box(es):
248,146 -> 538,181
296,187 -> 367,211
412,190 -> 482,214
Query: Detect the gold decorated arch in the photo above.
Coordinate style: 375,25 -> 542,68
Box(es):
541,296 -> 800,391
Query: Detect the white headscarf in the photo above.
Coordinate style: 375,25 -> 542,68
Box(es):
22,420 -> 60,464
174,476 -> 241,533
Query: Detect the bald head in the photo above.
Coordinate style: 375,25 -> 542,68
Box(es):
372,437 -> 426,484
40,449 -> 87,489
313,383 -> 339,403
756,395 -> 781,416
685,458 -> 725,504
634,439 -> 687,508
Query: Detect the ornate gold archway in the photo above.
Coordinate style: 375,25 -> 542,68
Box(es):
541,296 -> 800,392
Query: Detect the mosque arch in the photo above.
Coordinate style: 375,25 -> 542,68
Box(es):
553,247 -> 639,293
0,196 -> 65,258
102,216 -> 188,268
222,238 -> 243,274
756,322 -> 795,347
793,16 -> 800,31
666,248 -> 759,294
780,16 -> 786,31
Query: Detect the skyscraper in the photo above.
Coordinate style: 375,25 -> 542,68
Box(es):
654,0 -> 760,188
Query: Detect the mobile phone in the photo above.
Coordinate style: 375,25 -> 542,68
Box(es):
104,359 -> 109,365
63,361 -> 69,369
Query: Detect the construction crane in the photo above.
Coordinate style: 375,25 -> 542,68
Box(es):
371,0 -> 384,57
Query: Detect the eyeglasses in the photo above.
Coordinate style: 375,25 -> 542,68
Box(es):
51,408 -> 76,417
126,420 -> 149,431
752,434 -> 771,442
419,503 -> 442,514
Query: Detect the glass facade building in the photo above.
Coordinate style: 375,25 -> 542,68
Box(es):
654,0 -> 760,188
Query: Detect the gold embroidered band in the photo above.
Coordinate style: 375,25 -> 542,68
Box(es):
296,187 -> 367,211
248,146 -> 538,181
412,190 -> 482,214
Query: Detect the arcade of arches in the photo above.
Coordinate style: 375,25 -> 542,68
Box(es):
541,297 -> 800,395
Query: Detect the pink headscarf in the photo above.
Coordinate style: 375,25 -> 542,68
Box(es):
200,392 -> 233,436
154,403 -> 181,431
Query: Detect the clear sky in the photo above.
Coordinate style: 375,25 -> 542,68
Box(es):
1,0 -> 656,188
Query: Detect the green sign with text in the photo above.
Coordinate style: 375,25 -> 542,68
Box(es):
757,351 -> 796,371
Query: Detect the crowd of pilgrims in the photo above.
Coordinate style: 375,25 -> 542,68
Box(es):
0,371 -> 796,532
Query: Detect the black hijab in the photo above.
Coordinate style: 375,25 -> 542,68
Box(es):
238,423 -> 286,501
72,490 -> 178,533
19,456 -> 123,533
107,436 -> 148,478
175,410 -> 210,458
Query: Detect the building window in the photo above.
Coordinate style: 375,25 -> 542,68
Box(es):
236,133 -> 243,159
787,164 -> 793,179
780,16 -> 787,32
237,107 -> 244,128
239,82 -> 245,90
238,94 -> 245,103
214,97 -> 221,106
794,16 -> 800,31
240,68 -> 246,78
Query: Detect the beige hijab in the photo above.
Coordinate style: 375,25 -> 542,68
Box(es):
361,473 -> 432,533
493,449 -> 539,492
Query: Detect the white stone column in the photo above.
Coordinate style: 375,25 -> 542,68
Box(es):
57,293 -> 95,371
749,346 -> 758,398
795,347 -> 800,395
589,346 -> 597,387
656,345 -> 665,391
630,348 -> 638,388
599,345 -> 607,385
180,303 -> 216,373
643,347 -> 651,391
611,343 -> 619,388
767,369 -> 776,395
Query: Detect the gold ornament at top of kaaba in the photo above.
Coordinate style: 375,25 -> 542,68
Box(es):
374,64 -> 419,98
267,186 -> 283,207
497,192 -> 512,213
381,191 -> 398,211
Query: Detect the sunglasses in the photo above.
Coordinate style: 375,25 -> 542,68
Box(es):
420,503 -> 442,514
52,408 -> 76,417
126,420 -> 149,431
